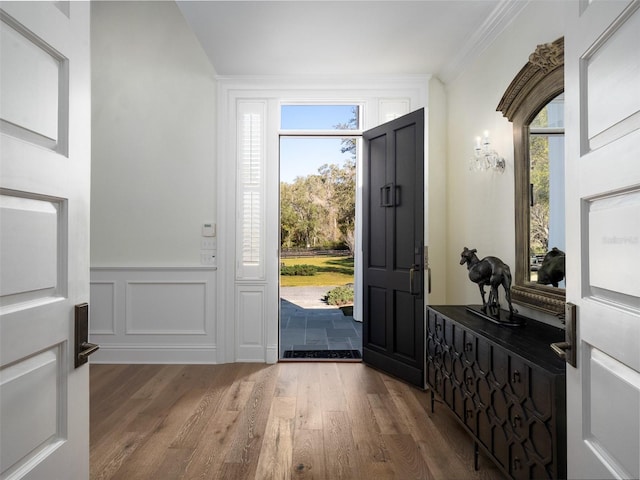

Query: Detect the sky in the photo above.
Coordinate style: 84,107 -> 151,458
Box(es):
280,137 -> 354,183
279,105 -> 358,183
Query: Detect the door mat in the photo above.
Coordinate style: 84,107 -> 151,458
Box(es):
283,349 -> 362,359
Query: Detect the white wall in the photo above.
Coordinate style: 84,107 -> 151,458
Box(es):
445,1 -> 565,313
426,76 -> 447,305
90,1 -> 218,363
91,1 -> 217,267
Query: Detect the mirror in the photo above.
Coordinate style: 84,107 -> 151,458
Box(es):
497,37 -> 566,316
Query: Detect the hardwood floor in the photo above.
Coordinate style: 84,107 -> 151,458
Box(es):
90,363 -> 506,480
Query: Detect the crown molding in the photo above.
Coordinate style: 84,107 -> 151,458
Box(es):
439,0 -> 530,85
215,73 -> 432,88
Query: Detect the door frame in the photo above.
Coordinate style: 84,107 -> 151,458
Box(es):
216,77 -> 429,363
278,129 -> 362,359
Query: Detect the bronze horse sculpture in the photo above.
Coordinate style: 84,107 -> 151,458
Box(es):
460,247 -> 515,318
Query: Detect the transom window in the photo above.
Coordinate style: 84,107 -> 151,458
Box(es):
280,104 -> 360,131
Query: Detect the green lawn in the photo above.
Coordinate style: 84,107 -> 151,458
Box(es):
280,256 -> 354,287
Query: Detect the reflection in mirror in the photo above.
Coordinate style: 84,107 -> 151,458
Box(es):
528,94 -> 565,288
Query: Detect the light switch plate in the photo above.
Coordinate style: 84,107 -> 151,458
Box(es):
200,250 -> 216,265
201,238 -> 216,249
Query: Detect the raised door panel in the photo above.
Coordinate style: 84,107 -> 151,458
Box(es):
0,345 -> 66,477
0,194 -> 64,307
392,290 -> 417,359
366,134 -> 387,270
363,128 -> 389,355
0,9 -> 67,152
367,286 -> 386,348
392,122 -> 418,272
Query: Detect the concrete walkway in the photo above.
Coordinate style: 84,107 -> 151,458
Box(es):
280,286 -> 336,309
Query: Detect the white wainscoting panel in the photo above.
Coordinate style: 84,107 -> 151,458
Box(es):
126,281 -> 207,335
90,267 -> 217,363
89,282 -> 115,335
235,285 -> 265,362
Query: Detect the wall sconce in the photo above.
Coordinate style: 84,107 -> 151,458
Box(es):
469,131 -> 505,173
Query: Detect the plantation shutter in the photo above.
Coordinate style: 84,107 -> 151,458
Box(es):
236,101 -> 266,280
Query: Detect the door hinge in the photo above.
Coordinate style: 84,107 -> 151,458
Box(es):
424,245 -> 431,294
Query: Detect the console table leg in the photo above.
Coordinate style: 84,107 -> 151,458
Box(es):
474,442 -> 479,471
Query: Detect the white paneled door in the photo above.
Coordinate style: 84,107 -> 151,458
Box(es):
565,1 -> 640,479
0,2 -> 91,479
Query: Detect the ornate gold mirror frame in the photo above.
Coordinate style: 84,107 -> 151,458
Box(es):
497,37 -> 565,316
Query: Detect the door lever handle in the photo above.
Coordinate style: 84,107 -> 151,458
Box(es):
549,302 -> 577,367
409,266 -> 415,294
380,183 -> 395,207
78,342 -> 100,360
409,264 -> 421,295
550,341 -> 570,360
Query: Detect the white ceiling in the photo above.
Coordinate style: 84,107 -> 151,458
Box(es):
176,0 -> 526,83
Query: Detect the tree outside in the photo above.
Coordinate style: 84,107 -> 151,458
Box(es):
280,107 -> 358,255
529,108 -> 551,256
279,107 -> 357,295
280,159 -> 355,253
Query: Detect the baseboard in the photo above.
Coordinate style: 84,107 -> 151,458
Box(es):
90,344 -> 218,364
266,344 -> 278,364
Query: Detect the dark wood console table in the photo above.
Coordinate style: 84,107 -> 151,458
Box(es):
426,305 -> 566,480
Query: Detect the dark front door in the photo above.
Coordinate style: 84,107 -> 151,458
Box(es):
362,109 -> 425,387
